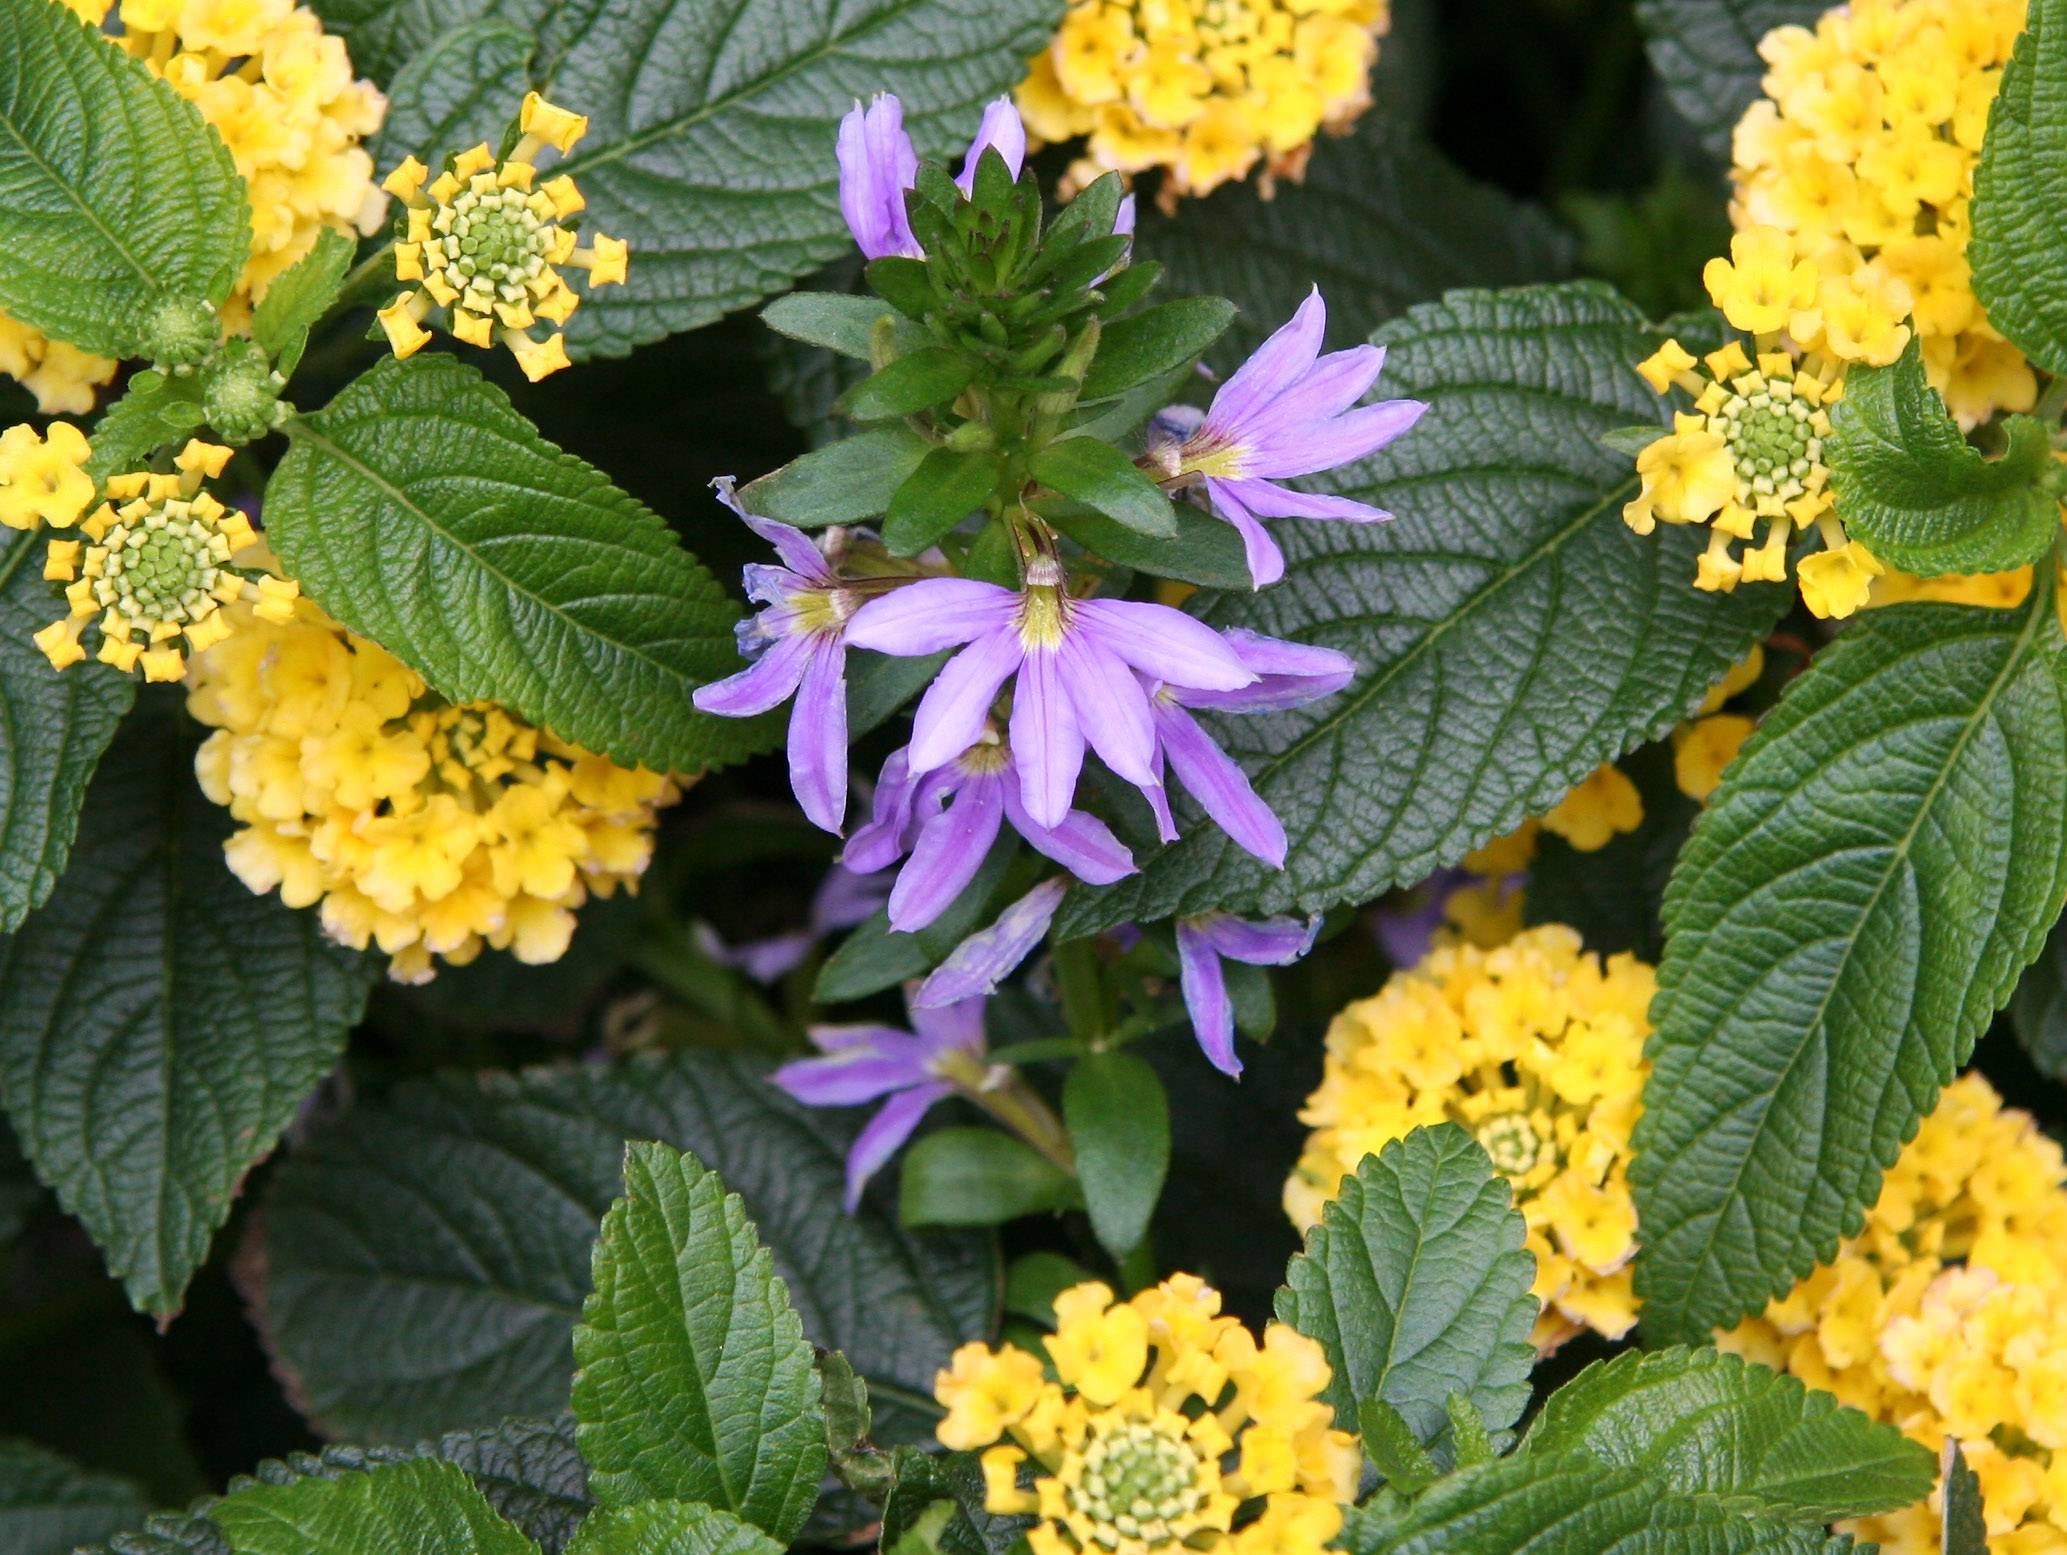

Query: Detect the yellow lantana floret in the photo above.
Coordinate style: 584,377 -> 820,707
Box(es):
378,97 -> 626,381
184,595 -> 684,982
1288,924 -> 1653,1352
1018,0 -> 1390,208
937,1275 -> 1356,1555
0,421 -> 94,531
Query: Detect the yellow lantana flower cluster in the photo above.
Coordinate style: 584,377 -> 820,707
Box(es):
0,0 -> 388,411
185,597 -> 680,983
1733,0 -> 2034,427
1721,1074 -> 2067,1552
1,428 -> 300,680
377,94 -> 627,383
935,1276 -> 1357,1555
1016,0 -> 1388,207
1287,925 -> 1651,1352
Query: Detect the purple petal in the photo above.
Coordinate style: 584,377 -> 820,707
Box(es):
914,878 -> 1067,1007
889,771 -> 1006,931
838,95 -> 921,261
775,1037 -> 932,1106
844,748 -> 921,871
1245,400 -> 1427,480
1114,192 -> 1136,238
813,863 -> 893,932
1059,633 -> 1159,789
1198,911 -> 1318,965
1003,781 -> 1136,884
714,476 -> 833,580
1009,648 -> 1086,829
1076,598 -> 1256,692
1234,346 -> 1387,450
843,1082 -> 952,1212
956,98 -> 1027,194
1155,702 -> 1285,867
846,579 -> 1017,655
1211,477 -> 1392,527
698,923 -> 816,983
1178,628 -> 1356,713
693,631 -> 812,717
1371,871 -> 1462,970
1207,287 -> 1326,431
909,995 -> 988,1058
908,628 -> 1022,773
1201,478 -> 1284,589
788,643 -> 849,834
1175,919 -> 1240,1078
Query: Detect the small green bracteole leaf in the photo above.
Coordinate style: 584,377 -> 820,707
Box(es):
1028,437 -> 1179,538
266,353 -> 765,774
1043,497 -> 1254,591
1276,1124 -> 1537,1458
252,228 -> 357,379
1970,0 -> 2067,375
1358,1401 -> 1439,1494
1633,592 -> 2067,1341
761,294 -> 899,361
564,1501 -> 787,1555
0,0 -> 249,357
1942,1441 -> 1988,1555
1078,298 -> 1237,401
884,448 -> 1004,557
899,1129 -> 1082,1228
571,1141 -> 827,1538
741,426 -> 933,530
80,372 -> 208,481
212,1459 -> 541,1555
1521,1345 -> 1935,1522
1061,1051 -> 1170,1259
1825,336 -> 2061,577
1444,1396 -> 1498,1470
843,349 -> 980,422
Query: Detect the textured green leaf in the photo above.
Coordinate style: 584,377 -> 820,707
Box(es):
214,1459 -> 540,1555
269,354 -> 761,773
369,17 -> 535,176
1632,596 -> 2067,1341
1633,1 -> 1827,158
568,1502 -> 785,1555
1141,118 -> 1572,370
0,1439 -> 149,1555
0,701 -> 371,1315
1062,1051 -> 1168,1258
2010,910 -> 2067,1081
899,1128 -> 1080,1227
0,530 -> 133,932
1942,1442 -> 1986,1555
252,229 -> 356,378
1275,1124 -> 1537,1454
741,427 -> 932,530
82,372 -> 208,481
573,1142 -> 825,1534
1971,0 -> 2067,376
0,0 -> 248,355
885,448 -> 1003,556
1058,283 -> 1786,935
256,1050 -> 996,1445
1339,1452 -> 1856,1555
1357,1402 -> 1438,1494
760,294 -> 896,361
1523,1346 -> 1934,1521
1825,337 -> 2060,577
845,350 -> 978,422
1028,438 -> 1176,539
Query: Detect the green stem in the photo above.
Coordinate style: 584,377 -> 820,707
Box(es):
963,1068 -> 1076,1174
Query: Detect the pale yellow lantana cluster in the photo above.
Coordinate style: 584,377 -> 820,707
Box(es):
1016,0 -> 1388,207
1287,925 -> 1652,1352
1722,1074 -> 2067,1553
935,1275 -> 1358,1555
0,0 -> 388,411
185,597 -> 681,982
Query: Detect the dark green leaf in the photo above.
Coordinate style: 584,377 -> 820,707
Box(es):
1826,337 -> 2060,576
1971,0 -> 2067,376
2010,910 -> 2067,1081
1002,1251 -> 1093,1323
0,0 -> 248,354
572,1142 -> 825,1536
566,1502 -> 785,1555
1057,282 -> 1785,935
270,354 -> 760,773
741,426 -> 933,529
1275,1124 -> 1537,1455
761,294 -> 897,361
814,833 -> 1016,1002
0,1440 -> 149,1555
256,1050 -> 996,1445
1942,1442 -> 1987,1555
1079,299 -> 1236,401
899,1129 -> 1080,1227
849,648 -> 953,739
1046,497 -> 1252,590
369,18 -> 535,180
213,1459 -> 540,1555
0,529 -> 133,931
1061,1051 -> 1169,1258
1633,596 -> 2067,1340
844,350 -> 978,422
1634,1 -> 1828,158
885,448 -> 1003,556
1028,438 -> 1177,539
0,701 -> 371,1315
1523,1346 -> 1934,1521
881,1447 -> 1028,1555
252,229 -> 356,379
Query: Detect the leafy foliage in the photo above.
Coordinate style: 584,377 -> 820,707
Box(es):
256,1050 -> 995,1444
1059,283 -> 1787,934
1061,1051 -> 1168,1258
1633,1 -> 1828,157
0,0 -> 248,355
1825,337 -> 2061,577
0,1439 -> 149,1555
267,354 -> 762,773
368,17 -> 535,175
0,702 -> 372,1315
1942,1442 -> 1987,1555
1971,0 -> 2067,376
1276,1125 -> 1537,1454
566,1502 -> 787,1555
250,229 -> 356,379
212,1459 -> 541,1555
899,1129 -> 1082,1227
572,1142 -> 826,1537
1634,597 -> 2067,1340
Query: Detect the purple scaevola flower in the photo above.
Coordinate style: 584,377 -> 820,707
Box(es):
690,481 -> 856,835
696,863 -> 891,983
1176,912 -> 1319,1078
1140,628 -> 1356,868
838,95 -> 1028,261
1147,287 -> 1427,589
773,992 -> 988,1210
914,877 -> 1068,1008
847,733 -> 1134,933
844,559 -> 1257,831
